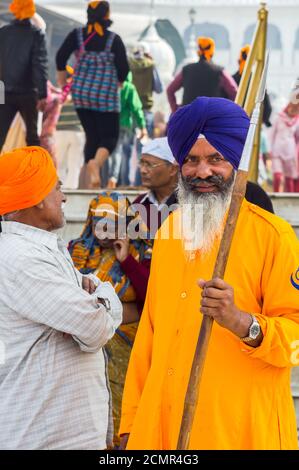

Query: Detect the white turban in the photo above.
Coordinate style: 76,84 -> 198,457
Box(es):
142,137 -> 176,164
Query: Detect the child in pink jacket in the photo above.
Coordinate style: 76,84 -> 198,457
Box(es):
270,102 -> 299,192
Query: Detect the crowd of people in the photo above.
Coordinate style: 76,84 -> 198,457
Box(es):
0,0 -> 299,453
1,0 -> 298,192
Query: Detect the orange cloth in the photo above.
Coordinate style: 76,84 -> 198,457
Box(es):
87,1 -> 110,37
197,37 -> 215,62
89,0 -> 102,7
120,200 -> 299,449
9,0 -> 36,20
87,22 -> 105,37
0,146 -> 57,215
239,44 -> 251,75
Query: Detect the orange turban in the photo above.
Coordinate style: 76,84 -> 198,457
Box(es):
197,37 -> 215,62
239,45 -> 251,74
9,0 -> 36,20
0,146 -> 57,215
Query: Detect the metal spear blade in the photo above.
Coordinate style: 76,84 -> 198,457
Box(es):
238,51 -> 269,172
256,51 -> 269,104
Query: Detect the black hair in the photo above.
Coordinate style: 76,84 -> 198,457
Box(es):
87,1 -> 112,29
241,50 -> 248,61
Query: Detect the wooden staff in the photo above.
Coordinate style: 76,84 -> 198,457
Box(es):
176,54 -> 269,450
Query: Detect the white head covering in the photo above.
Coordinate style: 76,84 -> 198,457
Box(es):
142,137 -> 176,164
133,41 -> 151,58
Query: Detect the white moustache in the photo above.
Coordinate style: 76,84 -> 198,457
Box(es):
177,178 -> 232,256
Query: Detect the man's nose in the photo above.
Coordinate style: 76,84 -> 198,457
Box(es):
140,168 -> 149,177
194,160 -> 213,179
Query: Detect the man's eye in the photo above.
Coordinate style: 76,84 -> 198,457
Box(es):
185,156 -> 197,163
210,156 -> 223,163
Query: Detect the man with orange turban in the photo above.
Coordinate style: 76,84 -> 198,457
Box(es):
0,0 -> 48,151
0,146 -> 122,449
167,36 -> 237,113
233,45 -> 272,127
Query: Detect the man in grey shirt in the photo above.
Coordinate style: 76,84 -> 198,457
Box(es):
0,146 -> 122,450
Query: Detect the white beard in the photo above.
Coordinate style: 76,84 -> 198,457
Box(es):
177,176 -> 234,257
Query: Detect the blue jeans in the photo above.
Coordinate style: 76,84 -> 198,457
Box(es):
118,129 -> 134,186
101,128 -> 134,187
144,110 -> 154,138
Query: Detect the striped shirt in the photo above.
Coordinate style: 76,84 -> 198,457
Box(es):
0,222 -> 122,450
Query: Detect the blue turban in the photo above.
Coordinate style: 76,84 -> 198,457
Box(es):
167,97 -> 250,169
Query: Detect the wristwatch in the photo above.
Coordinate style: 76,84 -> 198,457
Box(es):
240,315 -> 261,343
97,297 -> 111,312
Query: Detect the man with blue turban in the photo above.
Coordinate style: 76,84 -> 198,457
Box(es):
119,97 -> 299,450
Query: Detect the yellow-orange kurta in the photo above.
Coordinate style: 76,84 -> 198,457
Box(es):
119,200 -> 299,450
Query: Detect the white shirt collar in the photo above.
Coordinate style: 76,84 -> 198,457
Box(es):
1,221 -> 60,251
140,191 -> 170,208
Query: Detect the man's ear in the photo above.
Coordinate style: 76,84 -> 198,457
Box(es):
171,164 -> 179,178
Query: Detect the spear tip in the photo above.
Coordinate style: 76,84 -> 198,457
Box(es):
257,52 -> 269,104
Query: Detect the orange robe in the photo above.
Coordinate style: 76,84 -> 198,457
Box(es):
119,200 -> 299,450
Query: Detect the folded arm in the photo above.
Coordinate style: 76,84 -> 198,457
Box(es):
12,257 -> 122,353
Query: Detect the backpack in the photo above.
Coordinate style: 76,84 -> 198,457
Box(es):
72,28 -> 120,113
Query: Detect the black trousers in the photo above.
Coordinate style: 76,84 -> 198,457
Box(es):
76,108 -> 119,163
0,92 -> 40,151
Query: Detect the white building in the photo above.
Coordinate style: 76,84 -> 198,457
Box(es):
36,0 -> 299,103
111,0 -> 299,100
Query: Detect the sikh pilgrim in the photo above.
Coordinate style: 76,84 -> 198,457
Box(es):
0,0 -> 298,453
119,98 -> 299,450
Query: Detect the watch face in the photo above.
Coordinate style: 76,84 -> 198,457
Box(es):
250,321 -> 260,339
